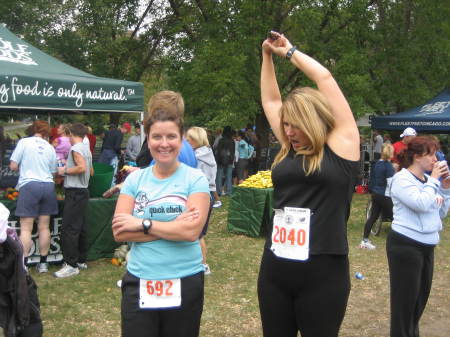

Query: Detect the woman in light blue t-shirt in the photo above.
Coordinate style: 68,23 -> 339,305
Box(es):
112,108 -> 210,337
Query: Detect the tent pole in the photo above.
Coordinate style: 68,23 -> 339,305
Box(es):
140,111 -> 144,145
370,129 -> 373,161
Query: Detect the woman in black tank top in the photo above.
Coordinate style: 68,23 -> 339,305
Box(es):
257,31 -> 360,337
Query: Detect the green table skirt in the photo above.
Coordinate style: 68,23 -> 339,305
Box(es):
227,186 -> 274,237
1,197 -> 120,263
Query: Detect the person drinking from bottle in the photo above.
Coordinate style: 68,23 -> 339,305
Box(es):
387,136 -> 450,337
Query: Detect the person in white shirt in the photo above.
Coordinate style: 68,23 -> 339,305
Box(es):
373,130 -> 383,160
125,123 -> 142,162
9,120 -> 58,273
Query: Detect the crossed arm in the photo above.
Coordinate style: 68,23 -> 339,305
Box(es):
112,191 -> 210,243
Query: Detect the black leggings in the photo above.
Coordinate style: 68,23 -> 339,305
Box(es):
257,249 -> 350,337
386,231 -> 435,337
121,271 -> 204,337
363,193 -> 393,239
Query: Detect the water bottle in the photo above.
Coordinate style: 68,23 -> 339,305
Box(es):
355,272 -> 365,280
439,160 -> 449,180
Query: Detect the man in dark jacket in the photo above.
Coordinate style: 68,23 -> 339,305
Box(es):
215,126 -> 235,196
98,124 -> 128,165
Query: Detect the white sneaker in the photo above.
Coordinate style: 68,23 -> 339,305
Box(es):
359,240 -> 376,250
54,263 -> 79,278
213,201 -> 222,208
77,263 -> 88,270
36,262 -> 48,273
203,264 -> 211,275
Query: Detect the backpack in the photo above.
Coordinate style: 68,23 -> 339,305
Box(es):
217,138 -> 234,166
247,144 -> 255,159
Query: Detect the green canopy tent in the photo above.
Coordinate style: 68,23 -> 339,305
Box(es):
0,25 -> 145,261
0,24 -> 144,115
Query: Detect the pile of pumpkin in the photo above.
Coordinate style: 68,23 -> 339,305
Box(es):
0,188 -> 19,200
238,170 -> 273,189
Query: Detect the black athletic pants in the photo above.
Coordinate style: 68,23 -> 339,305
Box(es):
257,249 -> 350,337
386,230 -> 435,337
61,188 -> 89,267
121,271 -> 204,337
363,193 -> 393,239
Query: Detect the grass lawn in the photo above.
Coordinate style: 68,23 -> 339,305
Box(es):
31,193 -> 450,337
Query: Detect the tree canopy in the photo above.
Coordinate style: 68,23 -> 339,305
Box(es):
1,0 -> 449,130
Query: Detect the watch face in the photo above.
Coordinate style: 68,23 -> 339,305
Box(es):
143,219 -> 151,228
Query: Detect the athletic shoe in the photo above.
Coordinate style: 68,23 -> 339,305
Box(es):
77,263 -> 88,270
359,240 -> 376,250
116,280 -> 122,288
36,262 -> 49,273
203,264 -> 211,275
54,263 -> 79,278
213,201 -> 222,208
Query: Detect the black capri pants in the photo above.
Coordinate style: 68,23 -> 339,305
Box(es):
363,193 -> 393,239
121,271 -> 204,337
257,248 -> 350,337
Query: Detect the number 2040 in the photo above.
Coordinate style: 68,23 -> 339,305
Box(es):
146,280 -> 173,296
273,226 -> 306,246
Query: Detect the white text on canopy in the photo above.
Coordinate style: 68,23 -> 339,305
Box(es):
0,76 -> 131,107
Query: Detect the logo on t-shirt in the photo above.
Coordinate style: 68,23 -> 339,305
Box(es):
134,193 -> 187,219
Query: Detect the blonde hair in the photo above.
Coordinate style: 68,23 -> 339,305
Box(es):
272,87 -> 335,175
381,143 -> 394,160
186,126 -> 210,147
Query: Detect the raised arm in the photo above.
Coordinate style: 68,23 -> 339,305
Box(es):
262,31 -> 359,161
261,40 -> 283,143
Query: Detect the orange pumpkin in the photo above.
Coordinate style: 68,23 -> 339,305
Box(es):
111,258 -> 121,266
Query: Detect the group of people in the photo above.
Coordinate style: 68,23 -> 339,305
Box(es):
212,125 -> 258,195
112,31 -> 449,337
8,121 -> 93,278
1,30 -> 449,337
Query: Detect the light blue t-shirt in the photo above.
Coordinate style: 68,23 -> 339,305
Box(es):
10,136 -> 57,189
238,139 -> 249,159
121,163 -> 209,280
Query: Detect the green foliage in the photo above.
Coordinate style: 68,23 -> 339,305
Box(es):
0,0 -> 449,127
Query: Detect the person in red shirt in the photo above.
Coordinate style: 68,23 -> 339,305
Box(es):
393,127 -> 416,163
86,125 -> 97,154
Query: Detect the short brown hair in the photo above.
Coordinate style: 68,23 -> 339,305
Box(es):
147,90 -> 184,117
31,120 -> 50,138
144,109 -> 184,137
397,136 -> 438,169
68,123 -> 88,138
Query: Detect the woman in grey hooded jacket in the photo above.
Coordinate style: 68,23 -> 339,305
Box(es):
186,126 -> 220,275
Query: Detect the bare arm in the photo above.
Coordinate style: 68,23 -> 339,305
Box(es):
261,43 -> 283,142
9,161 -> 18,171
112,192 -> 210,242
112,194 -> 159,242
262,32 -> 360,161
59,151 -> 87,176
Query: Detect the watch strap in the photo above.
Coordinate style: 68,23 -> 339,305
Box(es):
286,46 -> 297,60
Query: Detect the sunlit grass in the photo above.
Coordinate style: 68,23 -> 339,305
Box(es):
32,193 -> 450,337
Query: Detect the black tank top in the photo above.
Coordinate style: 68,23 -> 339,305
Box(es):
266,145 -> 359,255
